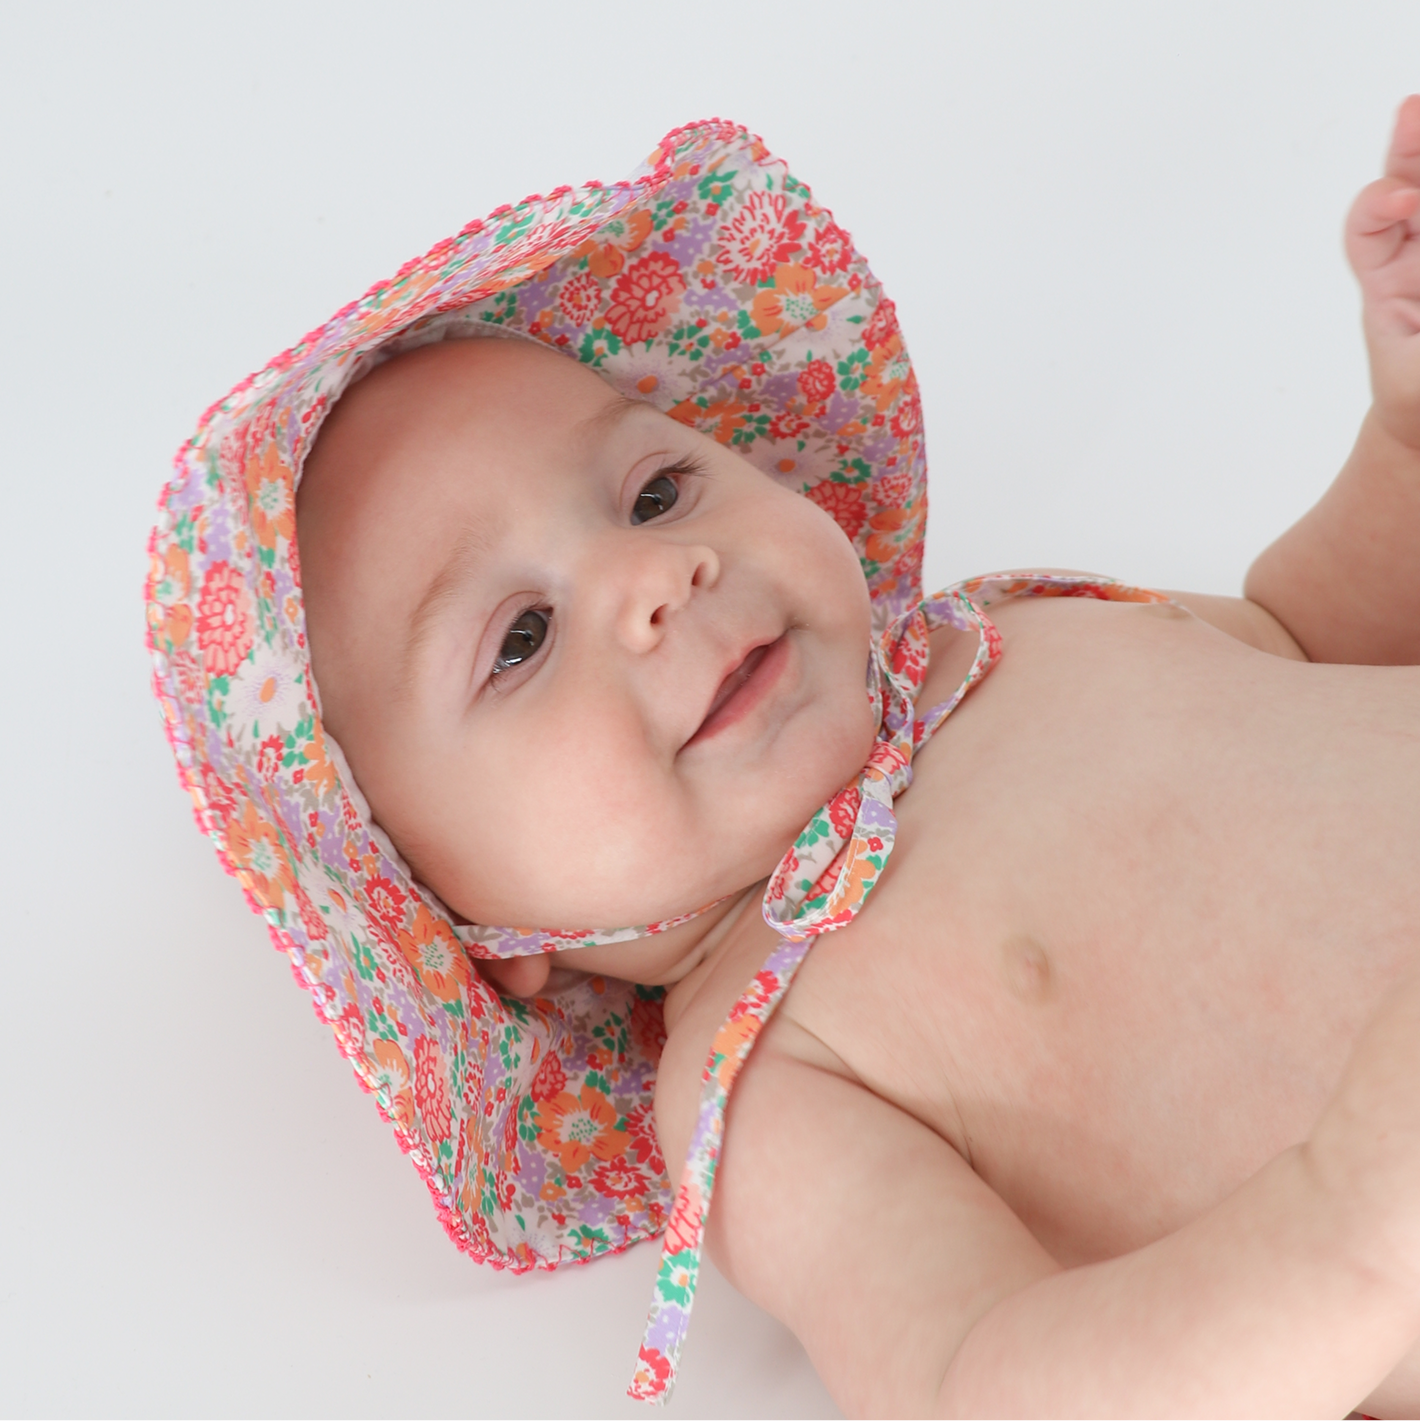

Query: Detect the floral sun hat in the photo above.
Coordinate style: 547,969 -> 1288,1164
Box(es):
145,113 -> 926,1366
145,116 -> 1167,1404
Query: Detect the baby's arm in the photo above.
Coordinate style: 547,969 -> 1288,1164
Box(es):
1245,97 -> 1420,665
710,982 -> 1420,1417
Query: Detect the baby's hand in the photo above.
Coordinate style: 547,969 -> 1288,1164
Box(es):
1348,95 -> 1420,450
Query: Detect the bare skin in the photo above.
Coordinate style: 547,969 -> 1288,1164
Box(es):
298,101 -> 1420,1416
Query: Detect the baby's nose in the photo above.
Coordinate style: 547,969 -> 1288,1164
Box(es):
612,539 -> 720,652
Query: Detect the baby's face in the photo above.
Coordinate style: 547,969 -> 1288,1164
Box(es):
298,337 -> 876,962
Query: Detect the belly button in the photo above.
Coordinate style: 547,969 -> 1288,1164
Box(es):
1001,934 -> 1055,1003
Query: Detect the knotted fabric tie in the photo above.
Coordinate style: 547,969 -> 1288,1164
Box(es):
628,573 -> 1168,1404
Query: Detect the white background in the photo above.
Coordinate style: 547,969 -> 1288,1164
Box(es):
1,3 -> 1416,1415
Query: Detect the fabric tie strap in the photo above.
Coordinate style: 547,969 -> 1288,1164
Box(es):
628,572 -> 1168,1404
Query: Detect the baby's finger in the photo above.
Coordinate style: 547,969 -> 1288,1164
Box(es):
1385,94 -> 1420,188
1345,178 -> 1420,275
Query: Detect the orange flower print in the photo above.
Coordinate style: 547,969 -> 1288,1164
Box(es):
571,209 -> 652,278
244,442 -> 296,549
370,1036 -> 415,1129
668,396 -> 748,445
861,333 -> 911,413
797,358 -> 836,406
805,220 -> 852,275
806,479 -> 867,540
226,797 -> 293,912
709,1014 -> 759,1088
865,505 -> 917,564
194,561 -> 254,678
534,1084 -> 629,1174
396,903 -> 470,1002
748,263 -> 847,339
604,252 -> 686,345
715,190 -> 805,285
414,1036 -> 452,1143
299,720 -> 338,799
557,270 -> 601,326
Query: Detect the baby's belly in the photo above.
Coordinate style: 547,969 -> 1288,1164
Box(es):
779,596 -> 1420,1265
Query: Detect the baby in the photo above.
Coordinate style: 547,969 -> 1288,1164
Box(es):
157,109 -> 1420,1416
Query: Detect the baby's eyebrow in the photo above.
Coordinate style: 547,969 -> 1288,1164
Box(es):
574,391 -> 644,441
399,516 -> 496,693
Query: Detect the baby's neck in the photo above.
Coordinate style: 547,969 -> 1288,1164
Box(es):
661,879 -> 766,1033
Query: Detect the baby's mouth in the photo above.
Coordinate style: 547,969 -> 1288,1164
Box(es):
685,634 -> 789,748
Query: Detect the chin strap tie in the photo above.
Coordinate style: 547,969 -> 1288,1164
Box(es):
628,573 -> 1169,1404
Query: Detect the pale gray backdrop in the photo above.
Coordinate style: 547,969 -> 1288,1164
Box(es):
1,2 -> 1415,1415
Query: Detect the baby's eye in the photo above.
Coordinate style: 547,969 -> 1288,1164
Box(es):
631,474 -> 679,524
492,608 -> 548,676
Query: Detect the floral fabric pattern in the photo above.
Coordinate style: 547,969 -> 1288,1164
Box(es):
145,113 -> 1172,1407
145,120 -> 928,1301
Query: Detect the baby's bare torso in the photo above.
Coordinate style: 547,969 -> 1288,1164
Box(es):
663,595 -> 1420,1271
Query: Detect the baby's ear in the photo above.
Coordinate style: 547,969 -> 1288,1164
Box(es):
478,954 -> 552,1000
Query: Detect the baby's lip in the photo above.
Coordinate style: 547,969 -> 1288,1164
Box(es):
683,634 -> 790,749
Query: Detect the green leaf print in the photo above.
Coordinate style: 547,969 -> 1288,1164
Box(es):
697,168 -> 737,203
577,328 -> 624,367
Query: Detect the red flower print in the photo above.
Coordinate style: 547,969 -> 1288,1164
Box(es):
828,786 -> 862,839
891,387 -> 923,440
502,1103 -> 520,1156
591,1159 -> 646,1201
625,1100 -> 665,1175
861,296 -> 900,351
633,1345 -> 672,1395
805,220 -> 852,275
664,1181 -> 703,1255
797,359 -> 835,406
414,1036 -> 452,1143
363,874 -> 408,945
768,410 -> 811,442
716,190 -> 805,285
630,995 -> 667,1056
806,479 -> 867,540
294,879 -> 329,942
557,270 -> 601,326
197,762 -> 237,825
494,1169 -> 516,1211
254,732 -> 283,781
604,252 -> 686,345
530,1052 -> 567,1102
194,561 -> 254,678
872,468 -> 913,508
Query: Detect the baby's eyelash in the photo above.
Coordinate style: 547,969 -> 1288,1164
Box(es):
657,454 -> 707,480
